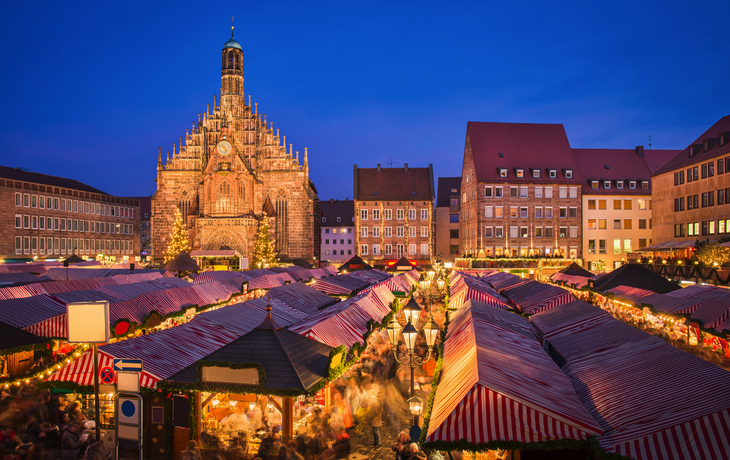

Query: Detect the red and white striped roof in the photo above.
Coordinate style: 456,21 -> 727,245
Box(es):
448,276 -> 511,311
606,285 -> 654,302
427,300 -> 603,445
502,282 -> 574,315
530,300 -> 730,460
288,287 -> 394,348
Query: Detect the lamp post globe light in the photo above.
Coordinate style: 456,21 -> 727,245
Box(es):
386,297 -> 439,426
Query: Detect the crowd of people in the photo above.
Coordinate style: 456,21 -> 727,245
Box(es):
0,386 -> 109,460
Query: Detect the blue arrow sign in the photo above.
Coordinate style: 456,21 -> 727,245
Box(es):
113,358 -> 143,372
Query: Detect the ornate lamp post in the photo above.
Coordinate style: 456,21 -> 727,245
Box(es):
386,298 -> 438,426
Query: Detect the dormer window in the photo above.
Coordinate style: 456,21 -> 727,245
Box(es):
564,169 -> 573,179
516,169 -> 524,178
451,188 -> 458,193
499,168 -> 508,178
337,217 -> 341,222
603,180 -> 612,189
590,181 -> 599,189
548,169 -> 557,179
641,181 -> 649,189
629,181 -> 637,189
322,217 -> 327,222
532,169 -> 540,178
616,181 -> 624,189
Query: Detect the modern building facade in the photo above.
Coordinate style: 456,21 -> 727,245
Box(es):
652,115 -> 730,244
573,147 -> 678,270
1,165 -> 140,261
320,199 -> 354,264
460,122 -> 582,258
152,28 -> 319,264
353,164 -> 435,267
435,177 -> 461,263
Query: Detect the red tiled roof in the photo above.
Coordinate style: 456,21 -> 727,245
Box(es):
466,122 -> 581,184
436,177 -> 461,207
653,114 -> 730,176
571,149 -> 681,195
354,165 -> 434,201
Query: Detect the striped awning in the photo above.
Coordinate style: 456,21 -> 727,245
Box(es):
427,300 -> 603,445
530,300 -> 730,460
502,282 -> 574,315
448,276 -> 511,311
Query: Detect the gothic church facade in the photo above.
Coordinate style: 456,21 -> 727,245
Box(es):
151,29 -> 319,264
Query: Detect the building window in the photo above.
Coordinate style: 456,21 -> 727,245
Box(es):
23,194 -> 30,207
588,219 -> 596,230
588,240 -> 596,254
421,243 -> 428,255
15,215 -> 21,229
616,181 -> 624,189
535,207 -> 543,218
559,207 -> 567,218
510,207 -> 518,218
396,226 -> 404,237
629,181 -> 636,189
614,239 -> 621,254
519,207 -> 527,218
372,209 -> 380,220
495,206 -> 503,218
15,193 -> 21,206
614,199 -> 622,210
534,186 -> 543,198
484,187 -> 492,198
564,169 -> 573,179
559,187 -> 567,199
641,181 -> 649,189
360,244 -> 368,255
360,209 -> 368,220
624,238 -> 632,253
569,187 -> 578,198
510,187 -> 518,198
544,207 -> 553,218
544,187 -> 553,199
535,227 -> 543,238
372,245 -> 379,255
420,209 -> 428,220
484,227 -> 493,238
408,209 -> 416,220
599,199 -> 607,210
509,226 -> 519,238
638,219 -> 647,229
499,168 -> 508,178
408,244 -> 417,255
532,169 -> 540,178
559,226 -> 567,238
545,227 -> 553,238
569,207 -> 577,218
548,169 -> 557,178
520,186 -> 528,198
495,227 -> 504,238
361,228 -> 368,238
604,181 -> 611,189
614,219 -> 621,229
385,244 -> 392,255
520,227 -> 528,238
23,215 -> 30,229
409,226 -> 416,237
591,181 -> 599,189
449,214 -> 458,223
384,209 -> 392,220
495,187 -> 503,198
625,219 -> 634,230
421,226 -> 429,237
373,227 -> 380,237
516,169 -> 524,178
599,239 -> 606,254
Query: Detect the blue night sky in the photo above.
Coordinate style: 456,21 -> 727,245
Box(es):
1,1 -> 728,201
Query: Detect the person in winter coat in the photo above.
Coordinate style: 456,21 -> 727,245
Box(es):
60,421 -> 83,460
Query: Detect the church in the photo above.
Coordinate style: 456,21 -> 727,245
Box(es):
151,27 -> 320,265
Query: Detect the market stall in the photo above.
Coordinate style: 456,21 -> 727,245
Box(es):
159,304 -> 351,457
530,300 -> 730,460
501,281 -> 574,315
425,300 -> 603,452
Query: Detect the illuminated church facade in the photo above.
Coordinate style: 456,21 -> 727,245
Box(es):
151,28 -> 320,264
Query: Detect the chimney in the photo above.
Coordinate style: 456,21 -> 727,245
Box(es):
330,198 -> 335,207
377,164 -> 381,171
404,163 -> 409,172
635,146 -> 644,157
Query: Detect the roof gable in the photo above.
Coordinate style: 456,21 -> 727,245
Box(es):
355,165 -> 434,201
654,115 -> 730,176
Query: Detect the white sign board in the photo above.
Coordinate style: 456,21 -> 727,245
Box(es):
67,301 -> 109,343
118,397 -> 140,425
117,372 -> 140,393
201,366 -> 259,385
117,424 -> 139,441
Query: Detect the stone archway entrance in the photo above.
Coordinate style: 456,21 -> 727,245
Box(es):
201,230 -> 249,258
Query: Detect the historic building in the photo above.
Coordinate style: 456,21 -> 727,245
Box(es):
353,164 -> 435,267
151,28 -> 320,264
572,147 -> 678,270
652,115 -> 730,244
0,165 -> 140,261
320,199 -> 354,264
435,177 -> 461,263
460,122 -> 583,258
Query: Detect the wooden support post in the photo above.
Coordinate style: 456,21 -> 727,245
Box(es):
282,397 -> 294,441
195,392 -> 202,443
324,383 -> 331,413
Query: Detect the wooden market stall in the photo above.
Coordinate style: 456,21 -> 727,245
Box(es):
159,304 -> 350,458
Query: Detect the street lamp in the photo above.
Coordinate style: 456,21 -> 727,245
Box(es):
386,297 -> 438,426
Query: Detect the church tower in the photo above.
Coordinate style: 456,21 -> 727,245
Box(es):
221,25 -> 244,111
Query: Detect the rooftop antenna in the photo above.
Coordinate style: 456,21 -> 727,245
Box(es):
231,16 -> 235,36
647,135 -> 652,150
387,159 -> 398,168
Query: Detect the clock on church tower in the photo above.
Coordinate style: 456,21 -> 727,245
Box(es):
216,139 -> 233,172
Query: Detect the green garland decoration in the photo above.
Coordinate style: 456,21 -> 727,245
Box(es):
0,339 -> 53,357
